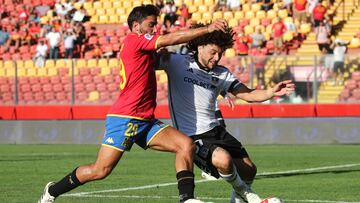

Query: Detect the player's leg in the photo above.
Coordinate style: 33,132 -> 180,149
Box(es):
147,125 -> 198,203
39,146 -> 123,202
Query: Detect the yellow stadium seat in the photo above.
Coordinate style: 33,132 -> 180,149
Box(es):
184,0 -> 193,6
119,14 -> 127,24
267,9 -> 277,19
264,32 -> 271,40
112,1 -> 121,8
24,60 -> 34,69
283,32 -> 294,41
213,11 -> 223,20
56,59 -> 66,68
100,67 -> 111,75
244,25 -> 254,35
245,11 -> 254,19
0,68 -> 5,76
250,18 -> 260,27
143,0 -> 152,4
0,61 -> 3,68
188,5 -> 198,13
40,16 -> 49,24
122,1 -> 131,8
90,15 -> 99,24
4,61 -> 14,69
98,59 -> 108,67
93,1 -> 102,9
174,0 -> 182,6
99,15 -> 108,24
76,59 -> 87,68
234,11 -> 244,20
225,48 -> 236,58
133,0 -> 142,7
300,23 -> 311,34
349,37 -> 360,48
256,10 -> 266,19
198,5 -> 208,13
73,2 -> 82,10
109,59 -> 119,67
37,67 -> 48,76
83,2 -> 92,9
202,12 -> 212,22
44,60 -> 55,68
103,1 -> 112,9
109,15 -> 119,23
87,9 -> 95,16
6,68 -> 15,77
251,3 -> 261,12
204,0 -> 214,6
64,59 -> 73,69
278,9 -> 288,19
229,18 -> 239,27
16,60 -> 25,69
191,12 -> 202,22
17,68 -> 26,77
242,4 -> 251,12
194,0 -> 204,6
265,24 -> 273,34
87,59 -> 98,68
96,9 -> 105,16
88,91 -> 100,101
223,11 -> 233,21
284,17 -> 293,24
26,68 -> 36,77
72,67 -> 79,76
48,68 -> 58,76
106,8 -> 115,15
116,8 -> 126,15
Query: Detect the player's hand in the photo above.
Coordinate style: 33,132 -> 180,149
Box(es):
207,19 -> 228,33
224,95 -> 235,110
272,80 -> 295,97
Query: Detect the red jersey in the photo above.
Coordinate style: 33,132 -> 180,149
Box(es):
108,33 -> 161,119
294,0 -> 307,11
313,5 -> 327,20
272,22 -> 286,38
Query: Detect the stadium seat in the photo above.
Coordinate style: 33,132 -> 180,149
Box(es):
244,25 -> 254,35
99,15 -> 108,24
204,0 -> 214,6
101,67 -> 111,75
300,23 -> 311,34
278,9 -> 288,19
213,11 -> 223,20
256,10 -> 266,19
202,12 -> 212,22
198,5 -> 208,13
229,18 -> 239,27
44,60 -> 55,68
251,3 -> 261,12
3,61 -> 14,69
116,8 -> 126,15
106,8 -> 115,15
93,1 -> 102,9
88,91 -> 100,101
37,68 -> 48,77
87,59 -> 98,68
191,12 -> 202,22
245,11 -> 255,19
109,15 -> 119,23
109,58 -> 119,68
223,11 -> 234,21
225,48 -> 236,58
267,9 -> 277,19
103,1 -> 112,9
242,3 -> 251,12
234,11 -> 244,20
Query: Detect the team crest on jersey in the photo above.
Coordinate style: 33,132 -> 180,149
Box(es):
144,33 -> 154,40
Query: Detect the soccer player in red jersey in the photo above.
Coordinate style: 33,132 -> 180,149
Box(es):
39,4 -> 227,203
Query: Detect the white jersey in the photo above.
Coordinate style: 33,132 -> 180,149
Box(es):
160,54 -> 241,136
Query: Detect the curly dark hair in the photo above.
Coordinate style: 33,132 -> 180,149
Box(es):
187,23 -> 235,52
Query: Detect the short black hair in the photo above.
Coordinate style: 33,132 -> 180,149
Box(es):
127,4 -> 160,31
187,23 -> 235,52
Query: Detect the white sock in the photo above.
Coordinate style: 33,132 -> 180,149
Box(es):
219,164 -> 250,194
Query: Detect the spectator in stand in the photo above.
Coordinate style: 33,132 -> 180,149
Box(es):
235,30 -> 251,69
282,0 -> 293,16
320,47 -> 334,82
18,5 -> 30,23
64,29 -> 77,59
29,21 -> 41,39
315,20 -> 330,51
261,0 -> 274,11
0,25 -> 10,46
293,0 -> 308,23
34,39 -> 48,68
331,39 -> 347,85
73,6 -> 88,23
227,0 -> 241,11
8,27 -> 21,50
75,23 -> 86,58
307,0 -> 318,21
93,42 -> 103,59
272,17 -> 287,54
250,27 -> 266,48
46,26 -> 61,59
312,2 -> 327,27
251,47 -> 267,89
154,0 -> 164,10
162,0 -> 177,25
213,0 -> 228,12
20,27 -> 32,48
179,3 -> 190,21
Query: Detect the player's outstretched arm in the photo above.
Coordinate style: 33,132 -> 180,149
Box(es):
231,80 -> 295,102
156,19 -> 227,48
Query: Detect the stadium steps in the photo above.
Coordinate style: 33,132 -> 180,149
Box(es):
295,33 -> 320,55
335,7 -> 360,47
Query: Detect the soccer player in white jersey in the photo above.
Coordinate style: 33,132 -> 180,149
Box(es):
157,24 -> 295,203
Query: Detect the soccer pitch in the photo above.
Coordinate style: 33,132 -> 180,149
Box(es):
1,144 -> 360,203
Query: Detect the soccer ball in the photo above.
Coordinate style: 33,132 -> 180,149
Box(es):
261,197 -> 284,203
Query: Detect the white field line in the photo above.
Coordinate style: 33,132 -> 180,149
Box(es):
64,163 -> 360,197
65,194 -> 360,203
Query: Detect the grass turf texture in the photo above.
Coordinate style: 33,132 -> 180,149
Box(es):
1,144 -> 360,203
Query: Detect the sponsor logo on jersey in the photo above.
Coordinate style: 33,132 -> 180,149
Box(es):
105,137 -> 114,144
144,33 -> 154,40
184,77 -> 215,89
186,68 -> 193,73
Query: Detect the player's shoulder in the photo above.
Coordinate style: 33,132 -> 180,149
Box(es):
213,65 -> 231,74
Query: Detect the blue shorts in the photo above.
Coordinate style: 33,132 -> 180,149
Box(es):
102,115 -> 169,151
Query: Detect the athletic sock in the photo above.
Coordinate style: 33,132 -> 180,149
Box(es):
219,164 -> 249,193
48,168 -> 83,197
176,170 -> 195,202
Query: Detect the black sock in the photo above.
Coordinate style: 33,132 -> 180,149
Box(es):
48,168 -> 84,197
177,170 -> 195,202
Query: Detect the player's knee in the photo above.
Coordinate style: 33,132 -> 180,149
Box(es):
179,138 -> 196,156
212,150 -> 232,172
92,166 -> 112,180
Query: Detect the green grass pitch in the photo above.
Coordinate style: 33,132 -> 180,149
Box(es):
1,144 -> 360,203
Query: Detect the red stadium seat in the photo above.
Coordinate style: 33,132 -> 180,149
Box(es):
53,83 -> 63,92
40,76 -> 50,84
82,75 -> 92,84
31,83 -> 42,92
96,83 -> 107,91
93,75 -> 103,83
85,83 -> 96,91
45,92 -> 55,100
42,84 -> 52,92
50,76 -> 61,84
29,77 -> 39,84
75,83 -> 85,91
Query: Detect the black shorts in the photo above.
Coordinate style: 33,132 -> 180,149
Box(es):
191,126 -> 249,178
333,61 -> 344,73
